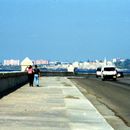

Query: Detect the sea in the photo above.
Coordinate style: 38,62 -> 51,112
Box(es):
0,68 -> 130,74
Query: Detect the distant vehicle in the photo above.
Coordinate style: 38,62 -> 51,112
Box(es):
101,66 -> 117,81
96,67 -> 101,78
117,71 -> 124,78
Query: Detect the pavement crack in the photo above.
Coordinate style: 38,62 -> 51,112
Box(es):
64,95 -> 80,99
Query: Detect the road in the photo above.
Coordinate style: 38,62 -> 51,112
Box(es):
70,76 -> 130,129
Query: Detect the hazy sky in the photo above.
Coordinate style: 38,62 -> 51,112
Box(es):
0,0 -> 130,62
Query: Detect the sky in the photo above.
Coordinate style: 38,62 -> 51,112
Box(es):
0,0 -> 130,62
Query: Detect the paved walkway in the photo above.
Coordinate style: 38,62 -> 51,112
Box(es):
0,77 -> 114,130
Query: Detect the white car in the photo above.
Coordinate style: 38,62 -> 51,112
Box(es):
101,66 -> 117,81
96,67 -> 101,78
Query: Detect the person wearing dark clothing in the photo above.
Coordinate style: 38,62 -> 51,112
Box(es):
34,65 -> 40,87
26,65 -> 34,86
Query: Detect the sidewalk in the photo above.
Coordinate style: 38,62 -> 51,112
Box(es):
0,77 -> 114,130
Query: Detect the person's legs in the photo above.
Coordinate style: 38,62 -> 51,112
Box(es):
28,74 -> 32,86
30,74 -> 34,86
34,74 -> 39,86
34,74 -> 36,86
36,76 -> 39,86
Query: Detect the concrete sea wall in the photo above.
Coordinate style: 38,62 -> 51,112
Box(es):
41,71 -> 95,77
0,72 -> 28,94
0,71 -> 91,95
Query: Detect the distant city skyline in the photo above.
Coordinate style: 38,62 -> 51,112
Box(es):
1,57 -> 128,65
3,58 -> 49,65
0,0 -> 130,62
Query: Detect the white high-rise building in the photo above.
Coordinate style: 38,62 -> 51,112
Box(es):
3,59 -> 20,66
34,60 -> 49,65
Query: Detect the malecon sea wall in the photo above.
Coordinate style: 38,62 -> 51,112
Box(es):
0,71 -> 92,95
0,72 -> 28,94
40,71 -> 95,77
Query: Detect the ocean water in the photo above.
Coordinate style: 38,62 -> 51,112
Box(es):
0,68 -> 130,74
0,69 -> 21,73
75,69 -> 96,74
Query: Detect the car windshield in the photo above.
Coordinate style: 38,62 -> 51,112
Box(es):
104,67 -> 116,71
97,68 -> 101,71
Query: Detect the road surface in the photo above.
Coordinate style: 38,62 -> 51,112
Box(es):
70,76 -> 130,130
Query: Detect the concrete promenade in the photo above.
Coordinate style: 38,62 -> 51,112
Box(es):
0,77 -> 114,130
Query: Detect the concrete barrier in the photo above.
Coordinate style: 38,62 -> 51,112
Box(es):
0,71 -> 93,95
41,71 -> 74,76
40,71 -> 96,77
0,72 -> 28,94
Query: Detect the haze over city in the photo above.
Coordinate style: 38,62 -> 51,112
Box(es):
0,0 -> 130,62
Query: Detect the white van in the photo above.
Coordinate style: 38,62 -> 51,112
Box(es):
101,66 -> 117,81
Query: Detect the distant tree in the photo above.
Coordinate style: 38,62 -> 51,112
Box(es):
87,59 -> 90,62
115,59 -> 130,69
124,59 -> 130,69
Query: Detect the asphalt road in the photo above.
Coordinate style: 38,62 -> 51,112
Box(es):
70,76 -> 130,128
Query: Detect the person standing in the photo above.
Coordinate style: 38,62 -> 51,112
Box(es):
34,65 -> 40,87
26,65 -> 34,86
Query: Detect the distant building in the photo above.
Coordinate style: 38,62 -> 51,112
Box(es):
33,59 -> 49,65
72,62 -> 79,68
21,57 -> 33,71
67,64 -> 74,72
113,58 -> 125,63
3,59 -> 20,66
